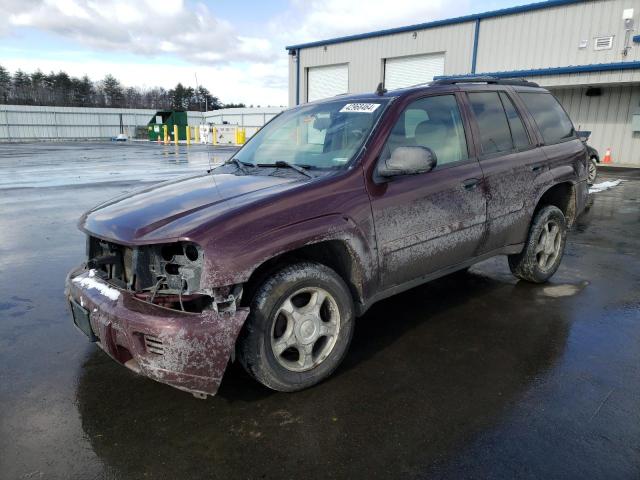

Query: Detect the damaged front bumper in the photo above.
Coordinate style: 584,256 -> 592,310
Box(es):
65,267 -> 249,398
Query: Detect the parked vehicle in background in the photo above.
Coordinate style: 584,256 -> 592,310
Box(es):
66,77 -> 589,398
577,130 -> 600,185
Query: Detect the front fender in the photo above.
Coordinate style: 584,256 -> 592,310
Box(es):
201,213 -> 377,294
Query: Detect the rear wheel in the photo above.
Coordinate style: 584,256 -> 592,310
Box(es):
588,158 -> 598,185
508,205 -> 567,283
237,262 -> 354,392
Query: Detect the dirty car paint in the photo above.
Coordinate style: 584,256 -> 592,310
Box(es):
66,269 -> 248,396
66,83 -> 589,397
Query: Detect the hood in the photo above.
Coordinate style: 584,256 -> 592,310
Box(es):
81,173 -> 303,244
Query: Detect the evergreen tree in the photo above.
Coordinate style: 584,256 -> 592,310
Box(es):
76,75 -> 94,106
0,66 -> 238,110
169,83 -> 191,110
101,74 -> 124,107
0,65 -> 11,103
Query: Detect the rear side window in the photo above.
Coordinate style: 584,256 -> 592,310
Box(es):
499,92 -> 530,149
468,92 -> 513,154
519,92 -> 575,144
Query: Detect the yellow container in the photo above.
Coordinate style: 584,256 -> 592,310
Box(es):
236,128 -> 246,145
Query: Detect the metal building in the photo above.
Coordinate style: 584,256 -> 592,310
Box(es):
287,0 -> 640,166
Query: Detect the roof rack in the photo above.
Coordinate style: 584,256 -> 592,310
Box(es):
432,76 -> 539,87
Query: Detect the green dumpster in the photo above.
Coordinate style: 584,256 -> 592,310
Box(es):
147,110 -> 188,141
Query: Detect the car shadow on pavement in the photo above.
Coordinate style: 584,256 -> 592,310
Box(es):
74,263 -> 572,479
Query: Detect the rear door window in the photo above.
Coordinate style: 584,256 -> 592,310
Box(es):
499,92 -> 530,150
518,92 -> 575,144
468,92 -> 513,154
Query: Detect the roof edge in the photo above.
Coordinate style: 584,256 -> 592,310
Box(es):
285,0 -> 586,51
434,61 -> 640,80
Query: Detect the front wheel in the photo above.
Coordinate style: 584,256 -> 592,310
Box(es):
237,262 -> 355,392
588,157 -> 598,185
508,205 -> 567,283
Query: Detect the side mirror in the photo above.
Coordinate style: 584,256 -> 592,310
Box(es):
378,146 -> 437,178
576,130 -> 590,143
313,116 -> 331,131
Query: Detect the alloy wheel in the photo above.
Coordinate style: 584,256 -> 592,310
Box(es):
270,287 -> 341,372
535,220 -> 561,270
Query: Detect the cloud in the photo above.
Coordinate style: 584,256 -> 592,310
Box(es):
1,0 -> 277,65
0,0 -> 490,106
273,0 -> 474,46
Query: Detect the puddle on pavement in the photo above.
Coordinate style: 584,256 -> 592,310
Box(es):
540,281 -> 589,298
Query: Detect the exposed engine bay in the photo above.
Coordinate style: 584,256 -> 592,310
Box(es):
86,236 -> 241,313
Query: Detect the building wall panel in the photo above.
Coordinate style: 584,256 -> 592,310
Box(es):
297,22 -> 476,102
552,85 -> 640,166
289,55 -> 297,107
290,0 -> 640,97
476,0 -> 640,74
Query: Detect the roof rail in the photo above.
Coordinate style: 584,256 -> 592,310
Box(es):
432,76 -> 540,87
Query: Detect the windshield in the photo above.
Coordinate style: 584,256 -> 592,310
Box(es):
232,99 -> 389,169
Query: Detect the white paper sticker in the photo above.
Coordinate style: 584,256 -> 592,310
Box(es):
339,103 -> 381,113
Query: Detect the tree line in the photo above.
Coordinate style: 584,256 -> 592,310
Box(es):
0,65 -> 246,111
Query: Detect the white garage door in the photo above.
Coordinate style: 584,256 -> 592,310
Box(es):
384,53 -> 445,90
307,64 -> 349,102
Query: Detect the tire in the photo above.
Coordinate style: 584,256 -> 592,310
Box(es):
237,261 -> 355,392
508,205 -> 567,283
587,157 -> 598,185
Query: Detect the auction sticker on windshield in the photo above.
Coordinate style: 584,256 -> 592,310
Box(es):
339,103 -> 381,113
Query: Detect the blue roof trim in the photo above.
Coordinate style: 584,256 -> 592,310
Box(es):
434,61 -> 640,80
285,0 -> 586,51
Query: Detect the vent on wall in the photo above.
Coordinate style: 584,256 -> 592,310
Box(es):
594,36 -> 614,50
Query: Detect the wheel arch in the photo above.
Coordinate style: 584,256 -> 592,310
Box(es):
534,182 -> 577,227
240,239 -> 367,312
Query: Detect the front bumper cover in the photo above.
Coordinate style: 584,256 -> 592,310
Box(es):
65,267 -> 249,397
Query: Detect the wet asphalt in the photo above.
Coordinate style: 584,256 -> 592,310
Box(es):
0,142 -> 639,479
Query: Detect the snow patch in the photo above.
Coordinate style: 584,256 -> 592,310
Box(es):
589,179 -> 622,194
72,270 -> 120,301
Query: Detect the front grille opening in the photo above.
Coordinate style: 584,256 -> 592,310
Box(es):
144,335 -> 165,355
134,292 -> 214,313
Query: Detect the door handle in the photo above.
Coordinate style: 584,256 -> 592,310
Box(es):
462,178 -> 480,190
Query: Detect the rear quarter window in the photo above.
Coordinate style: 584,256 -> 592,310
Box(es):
519,92 -> 575,145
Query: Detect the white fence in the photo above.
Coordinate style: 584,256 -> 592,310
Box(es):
202,107 -> 282,132
0,105 -> 283,142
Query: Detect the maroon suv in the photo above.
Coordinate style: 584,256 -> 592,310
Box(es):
66,77 -> 589,398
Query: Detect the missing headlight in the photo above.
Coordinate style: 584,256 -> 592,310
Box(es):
86,237 -> 209,312
148,242 -> 204,295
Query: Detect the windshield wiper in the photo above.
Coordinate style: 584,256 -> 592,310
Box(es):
225,158 -> 252,174
257,160 -> 315,178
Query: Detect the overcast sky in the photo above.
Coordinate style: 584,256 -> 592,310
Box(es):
1,0 -> 529,106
